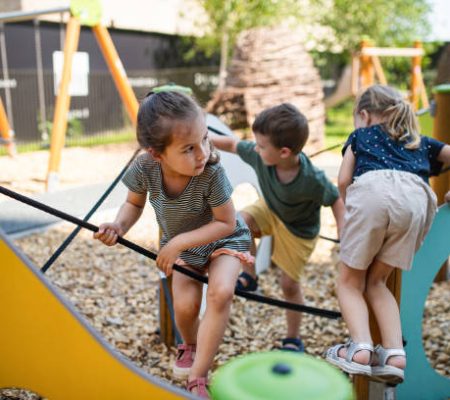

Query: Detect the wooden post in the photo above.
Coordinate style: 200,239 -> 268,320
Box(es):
92,24 -> 139,126
46,16 -> 80,191
359,40 -> 374,90
159,274 -> 176,347
0,96 -> 15,156
431,84 -> 450,282
410,41 -> 422,111
354,269 -> 402,400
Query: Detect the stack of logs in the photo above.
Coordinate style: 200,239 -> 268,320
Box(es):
207,26 -> 325,150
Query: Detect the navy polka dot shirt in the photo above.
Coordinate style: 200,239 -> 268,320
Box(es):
343,124 -> 445,183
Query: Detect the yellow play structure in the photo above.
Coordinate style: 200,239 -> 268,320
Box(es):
0,228 -> 189,400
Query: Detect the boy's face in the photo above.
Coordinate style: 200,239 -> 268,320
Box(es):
253,132 -> 284,166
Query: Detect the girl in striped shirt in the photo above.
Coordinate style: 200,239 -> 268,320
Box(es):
94,91 -> 252,398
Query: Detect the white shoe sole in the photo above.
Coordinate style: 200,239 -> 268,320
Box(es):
327,355 -> 372,376
172,364 -> 191,380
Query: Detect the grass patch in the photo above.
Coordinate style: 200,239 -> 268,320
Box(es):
325,101 -> 353,150
0,130 -> 135,157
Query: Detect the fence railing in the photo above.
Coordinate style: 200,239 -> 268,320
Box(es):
0,65 -> 219,152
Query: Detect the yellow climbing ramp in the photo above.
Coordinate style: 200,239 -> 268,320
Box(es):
0,229 -> 187,400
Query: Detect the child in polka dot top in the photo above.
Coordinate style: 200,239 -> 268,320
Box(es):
326,84 -> 450,384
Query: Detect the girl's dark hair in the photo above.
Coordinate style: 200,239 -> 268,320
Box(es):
355,84 -> 420,149
252,103 -> 309,153
137,91 -> 219,163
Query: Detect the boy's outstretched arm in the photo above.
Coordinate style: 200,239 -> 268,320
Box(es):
331,197 -> 345,239
209,132 -> 240,154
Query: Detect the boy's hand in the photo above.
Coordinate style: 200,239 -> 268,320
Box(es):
445,190 -> 450,203
157,239 -> 183,276
93,223 -> 124,246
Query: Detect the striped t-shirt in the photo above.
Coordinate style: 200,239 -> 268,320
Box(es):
122,153 -> 251,267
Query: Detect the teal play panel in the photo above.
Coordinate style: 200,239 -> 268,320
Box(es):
399,203 -> 450,400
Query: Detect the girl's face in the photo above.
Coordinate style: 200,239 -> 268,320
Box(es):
253,132 -> 284,166
156,114 -> 210,178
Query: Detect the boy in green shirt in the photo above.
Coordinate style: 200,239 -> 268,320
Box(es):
210,103 -> 344,351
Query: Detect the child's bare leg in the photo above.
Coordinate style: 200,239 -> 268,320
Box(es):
239,211 -> 260,280
366,259 -> 406,369
337,262 -> 372,364
280,271 -> 303,339
172,269 -> 204,344
189,255 -> 241,380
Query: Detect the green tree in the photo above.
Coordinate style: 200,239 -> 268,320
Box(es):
192,0 -> 431,88
322,0 -> 431,52
191,0 -> 300,89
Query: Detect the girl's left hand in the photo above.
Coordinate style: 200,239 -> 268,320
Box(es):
156,239 -> 182,276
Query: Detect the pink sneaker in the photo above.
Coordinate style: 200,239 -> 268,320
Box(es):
173,343 -> 196,379
187,377 -> 209,398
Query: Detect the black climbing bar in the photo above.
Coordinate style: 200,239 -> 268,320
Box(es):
41,148 -> 141,273
0,185 -> 342,320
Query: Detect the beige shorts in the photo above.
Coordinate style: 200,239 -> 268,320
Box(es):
242,198 -> 317,282
340,170 -> 437,271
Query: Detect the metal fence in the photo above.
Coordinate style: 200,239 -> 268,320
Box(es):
0,65 -> 219,151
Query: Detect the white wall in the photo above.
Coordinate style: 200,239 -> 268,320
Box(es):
15,0 -> 207,36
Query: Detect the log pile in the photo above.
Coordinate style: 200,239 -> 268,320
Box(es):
207,26 -> 325,150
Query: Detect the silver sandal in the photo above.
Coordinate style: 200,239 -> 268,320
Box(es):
326,339 -> 373,376
371,345 -> 406,384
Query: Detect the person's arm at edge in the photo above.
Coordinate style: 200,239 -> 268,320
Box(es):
437,144 -> 450,165
338,146 -> 355,203
438,144 -> 450,203
209,132 -> 240,154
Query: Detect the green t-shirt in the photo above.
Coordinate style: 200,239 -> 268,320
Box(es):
237,141 -> 339,238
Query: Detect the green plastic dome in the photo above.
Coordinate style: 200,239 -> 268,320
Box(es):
210,352 -> 354,400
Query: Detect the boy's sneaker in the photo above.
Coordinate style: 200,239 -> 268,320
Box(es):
173,343 -> 196,379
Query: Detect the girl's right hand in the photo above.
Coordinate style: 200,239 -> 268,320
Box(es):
93,223 -> 124,246
445,191 -> 450,203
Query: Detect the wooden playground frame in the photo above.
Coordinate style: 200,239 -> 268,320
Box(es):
0,3 -> 139,190
354,40 -> 429,111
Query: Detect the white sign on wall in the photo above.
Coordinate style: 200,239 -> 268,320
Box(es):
53,51 -> 90,96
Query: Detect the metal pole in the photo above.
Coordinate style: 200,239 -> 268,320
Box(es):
0,7 -> 70,23
34,19 -> 48,141
0,22 -> 14,130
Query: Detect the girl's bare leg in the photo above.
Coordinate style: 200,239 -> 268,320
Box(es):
337,262 -> 372,364
189,254 -> 241,380
366,259 -> 406,369
172,268 -> 204,344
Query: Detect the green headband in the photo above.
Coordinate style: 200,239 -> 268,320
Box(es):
152,84 -> 193,96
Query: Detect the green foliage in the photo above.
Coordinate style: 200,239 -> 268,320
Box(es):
321,0 -> 431,53
188,0 -> 300,59
325,100 -> 354,149
192,0 -> 433,80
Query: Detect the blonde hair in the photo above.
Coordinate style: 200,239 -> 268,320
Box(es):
355,85 -> 420,149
